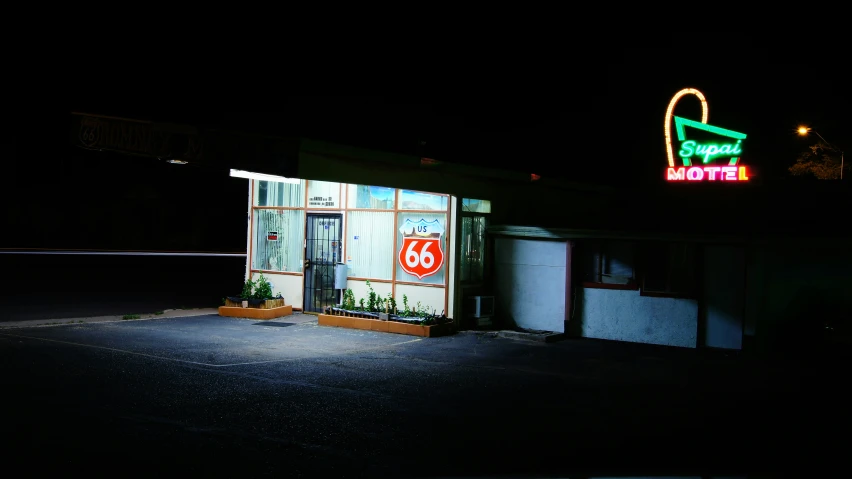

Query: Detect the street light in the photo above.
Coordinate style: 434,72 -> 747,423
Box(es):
797,126 -> 844,180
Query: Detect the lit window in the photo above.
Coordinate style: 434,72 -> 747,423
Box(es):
307,181 -> 340,208
346,211 -> 394,280
395,212 -> 448,284
462,198 -> 491,213
254,179 -> 305,207
399,190 -> 448,211
347,184 -> 395,209
252,209 -> 305,272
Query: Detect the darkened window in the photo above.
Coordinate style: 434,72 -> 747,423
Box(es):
461,198 -> 491,284
578,240 -> 636,288
639,242 -> 697,298
460,215 -> 487,283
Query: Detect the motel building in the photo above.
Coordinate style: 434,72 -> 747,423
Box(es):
70,102 -> 851,354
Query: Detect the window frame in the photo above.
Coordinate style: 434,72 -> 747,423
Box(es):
305,180 -> 344,210
460,206 -> 489,286
636,241 -> 699,299
578,240 -> 639,291
250,206 -> 306,276
248,180 -> 454,313
345,209 -> 395,281
253,179 -> 306,208
394,209 -> 450,286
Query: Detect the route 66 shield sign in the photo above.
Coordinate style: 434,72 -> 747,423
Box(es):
398,219 -> 445,280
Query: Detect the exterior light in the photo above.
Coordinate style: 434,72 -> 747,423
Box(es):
797,126 -> 810,135
229,169 -> 301,184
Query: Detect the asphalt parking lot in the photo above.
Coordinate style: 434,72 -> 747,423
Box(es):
2,313 -> 846,477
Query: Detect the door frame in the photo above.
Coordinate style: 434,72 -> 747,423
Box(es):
303,212 -> 344,313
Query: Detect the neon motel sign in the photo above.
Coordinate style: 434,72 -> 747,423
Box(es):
664,88 -> 749,182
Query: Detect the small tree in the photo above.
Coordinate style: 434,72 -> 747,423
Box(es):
789,143 -> 846,180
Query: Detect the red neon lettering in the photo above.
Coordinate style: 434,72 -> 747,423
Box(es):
705,166 -> 721,180
686,167 -> 704,181
666,165 -> 750,182
667,167 -> 685,181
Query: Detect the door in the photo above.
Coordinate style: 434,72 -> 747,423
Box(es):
304,214 -> 343,313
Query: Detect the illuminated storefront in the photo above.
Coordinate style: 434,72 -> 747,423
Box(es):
245,176 -> 491,317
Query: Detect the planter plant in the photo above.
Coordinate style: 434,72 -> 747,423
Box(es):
219,273 -> 292,319
224,273 -> 285,309
318,281 -> 455,337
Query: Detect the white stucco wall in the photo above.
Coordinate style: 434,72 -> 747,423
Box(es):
494,238 -> 567,333
395,283 -> 447,316
251,272 -> 304,310
345,279 -> 393,309
577,288 -> 698,348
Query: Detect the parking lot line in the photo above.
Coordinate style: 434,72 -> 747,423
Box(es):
0,332 -> 423,368
0,332 -> 217,366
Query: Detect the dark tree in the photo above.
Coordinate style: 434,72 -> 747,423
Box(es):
789,143 -> 846,180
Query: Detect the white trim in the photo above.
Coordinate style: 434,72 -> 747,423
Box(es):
0,251 -> 245,257
230,169 -> 300,184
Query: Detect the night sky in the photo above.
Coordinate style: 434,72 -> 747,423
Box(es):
7,42 -> 849,252
59,44 -> 848,188
609,46 -> 849,186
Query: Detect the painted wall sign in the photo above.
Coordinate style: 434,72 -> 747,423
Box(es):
73,115 -> 204,162
664,88 -> 749,182
70,113 -> 302,178
308,196 -> 336,208
398,219 -> 445,280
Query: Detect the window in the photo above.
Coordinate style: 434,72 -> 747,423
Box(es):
399,190 -> 448,211
347,184 -> 395,209
462,198 -> 491,213
307,180 -> 340,208
396,212 -> 448,285
346,211 -> 394,280
252,209 -> 304,272
579,240 -> 637,288
639,242 -> 697,297
254,180 -> 304,207
461,215 -> 487,283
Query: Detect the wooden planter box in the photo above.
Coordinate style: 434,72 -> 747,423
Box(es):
224,298 -> 286,309
219,298 -> 292,320
318,313 -> 455,338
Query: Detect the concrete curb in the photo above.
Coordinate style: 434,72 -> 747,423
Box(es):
0,308 -> 220,330
498,330 -> 566,343
460,329 -> 565,343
